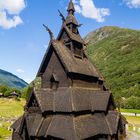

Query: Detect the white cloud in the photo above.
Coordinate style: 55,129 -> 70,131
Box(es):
124,0 -> 140,8
73,0 -> 110,22
0,11 -> 23,29
0,0 -> 26,29
16,68 -> 25,74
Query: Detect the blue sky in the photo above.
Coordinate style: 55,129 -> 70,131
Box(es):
0,0 -> 140,83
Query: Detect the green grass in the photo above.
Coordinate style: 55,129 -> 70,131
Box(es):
125,116 -> 140,125
125,116 -> 140,135
121,109 -> 140,114
0,98 -> 25,139
0,98 -> 25,118
0,121 -> 12,140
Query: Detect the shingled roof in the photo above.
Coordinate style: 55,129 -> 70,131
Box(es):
11,117 -> 22,133
57,25 -> 85,44
31,87 -> 111,113
65,14 -> 78,25
67,0 -> 75,12
12,111 -> 120,139
37,40 -> 103,80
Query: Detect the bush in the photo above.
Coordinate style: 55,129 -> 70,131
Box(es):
0,84 -> 22,97
21,77 -> 41,100
0,85 -> 9,94
123,96 -> 140,109
3,90 -> 11,97
21,85 -> 33,100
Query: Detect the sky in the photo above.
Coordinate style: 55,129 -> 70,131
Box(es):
0,0 -> 140,83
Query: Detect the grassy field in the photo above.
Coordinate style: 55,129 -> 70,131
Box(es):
0,98 -> 25,140
125,116 -> 140,125
0,98 -> 25,118
0,121 -> 11,140
125,115 -> 140,135
121,108 -> 140,114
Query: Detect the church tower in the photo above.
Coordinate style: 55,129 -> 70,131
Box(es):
12,1 -> 127,140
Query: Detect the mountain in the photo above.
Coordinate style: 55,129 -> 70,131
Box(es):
85,26 -> 140,98
0,69 -> 28,89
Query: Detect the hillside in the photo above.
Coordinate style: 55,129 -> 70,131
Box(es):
0,69 -> 28,89
85,26 -> 140,98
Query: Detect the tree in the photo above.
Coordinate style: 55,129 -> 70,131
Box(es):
125,96 -> 140,109
21,85 -> 33,100
0,84 -> 9,93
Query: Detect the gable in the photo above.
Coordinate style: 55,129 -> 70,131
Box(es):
12,115 -> 29,138
53,41 -> 102,79
27,93 -> 39,108
37,40 -> 103,82
57,27 -> 70,41
37,45 -> 53,76
11,117 -> 23,133
26,92 -> 41,113
37,44 -> 67,77
42,49 -> 71,88
107,94 -> 116,111
57,26 -> 84,44
59,29 -> 71,43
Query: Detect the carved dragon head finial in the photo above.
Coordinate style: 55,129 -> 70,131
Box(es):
43,24 -> 55,40
58,10 -> 66,23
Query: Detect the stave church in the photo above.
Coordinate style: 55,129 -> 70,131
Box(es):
12,0 -> 127,140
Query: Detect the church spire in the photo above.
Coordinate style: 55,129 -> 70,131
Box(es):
67,0 -> 75,15
57,0 -> 85,58
65,0 -> 78,27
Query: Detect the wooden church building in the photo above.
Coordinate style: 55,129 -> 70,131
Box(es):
12,0 -> 127,140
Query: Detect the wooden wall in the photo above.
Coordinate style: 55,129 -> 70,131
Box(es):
42,51 -> 71,88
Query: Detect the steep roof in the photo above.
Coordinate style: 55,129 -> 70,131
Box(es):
13,111 -> 120,139
37,40 -> 103,80
33,87 -> 111,113
67,0 -> 75,12
11,117 -> 22,133
65,14 -> 78,25
57,25 -> 84,43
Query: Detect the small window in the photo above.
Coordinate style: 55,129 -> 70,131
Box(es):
73,28 -> 78,34
73,42 -> 83,58
66,44 -> 71,50
74,46 -> 82,56
50,74 -> 59,90
61,32 -> 69,42
65,42 -> 71,50
32,99 -> 38,107
72,24 -> 78,34
67,24 -> 71,30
